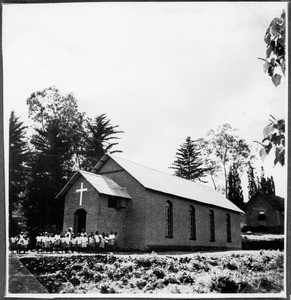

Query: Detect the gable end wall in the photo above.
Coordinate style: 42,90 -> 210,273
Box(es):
97,157 -> 147,249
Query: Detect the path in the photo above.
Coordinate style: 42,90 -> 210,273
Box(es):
8,253 -> 48,294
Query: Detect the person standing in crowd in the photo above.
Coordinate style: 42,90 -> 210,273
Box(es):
99,233 -> 106,252
108,231 -> 115,251
54,232 -> 61,252
10,236 -> 17,253
81,233 -> 88,252
76,233 -> 82,252
94,231 -> 101,252
70,234 -> 77,252
16,232 -> 25,253
87,232 -> 95,253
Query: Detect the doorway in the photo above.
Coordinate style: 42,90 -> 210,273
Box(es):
74,209 -> 87,234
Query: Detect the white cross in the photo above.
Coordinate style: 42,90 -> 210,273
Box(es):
76,182 -> 88,206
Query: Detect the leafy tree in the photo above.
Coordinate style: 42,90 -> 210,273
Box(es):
247,162 -> 258,200
26,86 -> 85,168
171,136 -> 210,181
256,115 -> 285,166
226,163 -> 244,210
9,111 -> 29,235
202,124 -> 251,193
257,11 -> 286,166
259,10 -> 285,87
81,114 -> 123,171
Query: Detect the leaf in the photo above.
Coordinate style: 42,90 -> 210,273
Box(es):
265,142 -> 272,155
272,74 -> 281,87
263,62 -> 270,73
268,66 -> 274,77
274,147 -> 285,166
259,147 -> 267,162
263,123 -> 274,138
266,45 -> 273,58
264,32 -> 271,44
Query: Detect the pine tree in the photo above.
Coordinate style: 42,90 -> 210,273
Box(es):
25,119 -> 71,231
247,162 -> 258,200
171,137 -> 210,181
81,114 -> 123,171
257,167 -> 276,194
226,163 -> 244,210
9,111 -> 29,235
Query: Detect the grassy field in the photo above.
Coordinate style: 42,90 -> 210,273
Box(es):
19,250 -> 284,294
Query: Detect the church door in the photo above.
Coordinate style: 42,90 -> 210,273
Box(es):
74,209 -> 87,234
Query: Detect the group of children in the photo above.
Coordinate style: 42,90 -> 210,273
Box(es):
9,232 -> 30,253
10,229 -> 119,254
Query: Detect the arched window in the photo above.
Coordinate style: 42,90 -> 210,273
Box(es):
226,213 -> 231,243
258,212 -> 266,221
209,209 -> 215,242
190,205 -> 196,240
165,201 -> 173,238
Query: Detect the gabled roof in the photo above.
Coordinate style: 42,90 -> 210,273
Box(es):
56,170 -> 131,199
247,191 -> 284,211
92,154 -> 244,213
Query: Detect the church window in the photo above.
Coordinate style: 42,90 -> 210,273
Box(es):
226,213 -> 231,243
165,201 -> 173,238
108,196 -> 118,208
209,209 -> 215,242
189,205 -> 196,240
258,212 -> 266,221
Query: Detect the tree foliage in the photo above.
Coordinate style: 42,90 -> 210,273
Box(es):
226,163 -> 244,210
256,115 -> 285,166
22,87 -> 124,232
26,86 -> 85,166
9,111 -> 29,235
247,162 -> 257,200
202,124 -> 251,193
171,136 -> 210,181
259,10 -> 285,87
257,167 -> 276,195
81,114 -> 123,171
25,119 -> 71,231
257,12 -> 286,166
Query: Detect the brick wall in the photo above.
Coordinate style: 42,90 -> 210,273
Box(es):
62,175 -> 127,247
97,158 -> 147,249
245,194 -> 283,228
144,190 -> 242,250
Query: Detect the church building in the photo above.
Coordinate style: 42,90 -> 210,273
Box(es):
57,154 -> 243,251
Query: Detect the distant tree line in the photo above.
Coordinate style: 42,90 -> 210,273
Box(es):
171,123 -> 276,211
9,87 -> 123,236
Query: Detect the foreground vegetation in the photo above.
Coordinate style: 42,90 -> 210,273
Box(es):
20,251 -> 284,294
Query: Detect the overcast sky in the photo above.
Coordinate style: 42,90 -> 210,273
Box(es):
3,2 -> 287,198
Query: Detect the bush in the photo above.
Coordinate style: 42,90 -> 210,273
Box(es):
242,236 -> 284,250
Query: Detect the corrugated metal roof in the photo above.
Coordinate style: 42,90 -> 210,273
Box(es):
94,154 -> 243,213
56,170 -> 131,199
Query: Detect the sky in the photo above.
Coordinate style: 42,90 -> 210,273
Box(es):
3,2 -> 288,198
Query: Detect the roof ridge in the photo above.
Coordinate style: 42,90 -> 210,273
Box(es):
109,154 -> 206,185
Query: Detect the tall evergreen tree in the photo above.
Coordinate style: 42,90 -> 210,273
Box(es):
257,167 -> 276,194
247,162 -> 258,200
25,119 -> 71,231
171,137 -> 210,181
226,163 -> 244,210
9,111 -> 29,235
81,114 -> 123,171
